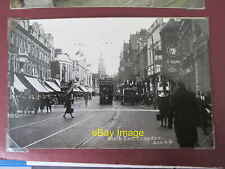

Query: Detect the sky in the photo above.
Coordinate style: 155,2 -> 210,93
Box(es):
31,18 -> 156,75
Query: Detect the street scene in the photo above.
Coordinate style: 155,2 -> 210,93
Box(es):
8,18 -> 213,149
11,0 -> 205,8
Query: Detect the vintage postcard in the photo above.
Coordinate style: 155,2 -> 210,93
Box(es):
8,17 -> 213,150
10,0 -> 205,8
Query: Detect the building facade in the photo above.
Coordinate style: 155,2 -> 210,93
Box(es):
54,50 -> 73,83
76,58 -> 93,88
146,18 -> 166,91
160,18 -> 210,95
177,19 -> 210,95
51,49 -> 93,89
118,29 -> 149,83
118,42 -> 132,81
9,20 -> 54,84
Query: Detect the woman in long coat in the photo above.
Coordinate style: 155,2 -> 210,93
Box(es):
63,92 -> 74,118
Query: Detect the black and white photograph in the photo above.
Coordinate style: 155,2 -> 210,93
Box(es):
10,0 -> 205,9
8,17 -> 213,150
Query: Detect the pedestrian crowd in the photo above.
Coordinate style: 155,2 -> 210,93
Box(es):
9,90 -> 55,115
9,88 -> 92,119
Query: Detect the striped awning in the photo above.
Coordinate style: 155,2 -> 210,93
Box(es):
45,81 -> 61,92
14,74 -> 27,92
24,76 -> 49,93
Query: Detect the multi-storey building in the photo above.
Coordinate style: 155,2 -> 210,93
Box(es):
147,19 -> 165,81
8,20 -> 55,95
51,49 -> 93,90
54,50 -> 73,84
160,19 -> 180,82
160,18 -> 210,96
118,29 -> 149,84
9,20 -> 54,81
76,58 -> 92,88
129,29 -> 149,82
146,18 -> 167,93
118,42 -> 131,81
177,19 -> 210,95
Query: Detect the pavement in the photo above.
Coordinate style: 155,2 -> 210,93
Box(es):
8,96 -> 211,149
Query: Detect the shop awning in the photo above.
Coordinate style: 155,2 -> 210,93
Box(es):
55,79 -> 61,87
73,87 -> 82,92
78,85 -> 88,92
45,81 -> 61,92
24,76 -> 49,93
43,83 -> 54,93
14,74 -> 27,92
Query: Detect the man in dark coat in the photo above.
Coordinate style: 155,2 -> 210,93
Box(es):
39,95 -> 45,113
33,95 -> 40,114
171,82 -> 199,148
45,95 -> 52,113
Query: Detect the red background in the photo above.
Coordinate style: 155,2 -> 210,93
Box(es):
0,0 -> 225,167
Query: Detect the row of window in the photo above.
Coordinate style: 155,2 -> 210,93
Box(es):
9,54 -> 50,80
9,28 -> 52,64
